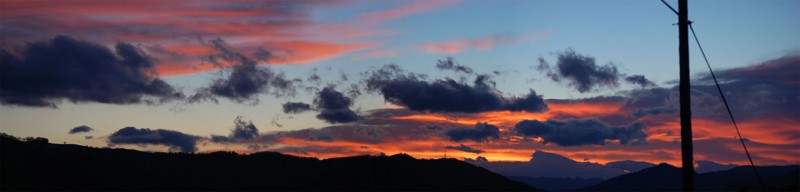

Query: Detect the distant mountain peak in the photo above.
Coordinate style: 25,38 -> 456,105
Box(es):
648,163 -> 680,171
388,153 -> 415,160
531,150 -> 576,164
695,160 -> 738,173
605,160 -> 656,173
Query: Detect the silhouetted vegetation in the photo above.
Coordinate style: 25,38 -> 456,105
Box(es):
0,133 -> 535,191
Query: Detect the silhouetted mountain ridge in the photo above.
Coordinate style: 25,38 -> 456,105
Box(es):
0,133 -> 536,191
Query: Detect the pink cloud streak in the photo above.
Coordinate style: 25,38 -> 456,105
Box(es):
3,0 -> 452,77
358,0 -> 459,23
418,32 -> 549,54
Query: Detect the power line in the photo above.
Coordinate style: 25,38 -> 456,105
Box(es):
688,23 -> 765,188
660,0 -> 678,15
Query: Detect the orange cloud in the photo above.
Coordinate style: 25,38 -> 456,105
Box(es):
384,94 -> 799,166
392,100 -> 623,128
177,87 -> 800,166
646,116 -> 800,145
187,84 -> 798,166
174,104 -> 798,166
152,41 -> 373,76
268,41 -> 375,64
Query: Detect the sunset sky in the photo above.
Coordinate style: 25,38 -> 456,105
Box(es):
1,0 -> 798,166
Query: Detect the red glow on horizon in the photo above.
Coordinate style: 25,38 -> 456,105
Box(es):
391,101 -> 624,127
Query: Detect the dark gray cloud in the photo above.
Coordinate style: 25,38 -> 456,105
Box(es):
625,75 -> 657,88
539,53 -> 798,126
282,102 -> 312,114
547,57 -> 797,127
344,83 -> 362,99
435,57 -> 473,74
107,127 -> 200,153
537,49 -> 621,93
691,54 -> 800,121
610,54 -> 800,122
504,89 -> 549,112
514,119 -> 647,146
632,107 -> 675,118
314,87 -> 362,123
0,35 -> 184,107
316,109 -> 362,124
620,88 -> 675,110
69,125 -> 94,134
306,132 -> 334,142
189,38 -> 297,104
446,144 -> 484,154
445,122 -> 500,142
212,117 -> 260,142
425,125 -> 444,131
545,88 -> 675,126
230,117 -> 259,140
365,65 -> 548,113
315,86 -> 352,110
278,87 -> 362,124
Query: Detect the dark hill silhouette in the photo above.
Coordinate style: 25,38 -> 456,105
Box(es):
696,165 -> 800,191
0,133 -> 536,191
579,163 -> 683,191
578,163 -> 799,191
509,176 -> 604,191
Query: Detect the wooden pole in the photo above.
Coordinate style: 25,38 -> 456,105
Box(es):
678,0 -> 694,191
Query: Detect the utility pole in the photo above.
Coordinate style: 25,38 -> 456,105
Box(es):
678,0 -> 694,191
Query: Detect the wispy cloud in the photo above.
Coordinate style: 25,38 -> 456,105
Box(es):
0,1 -> 375,77
418,32 -> 548,54
352,48 -> 401,60
357,0 -> 459,24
